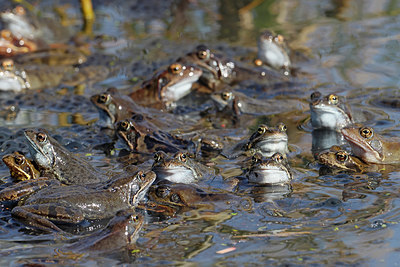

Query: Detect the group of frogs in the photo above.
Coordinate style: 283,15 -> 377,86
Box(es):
0,4 -> 395,256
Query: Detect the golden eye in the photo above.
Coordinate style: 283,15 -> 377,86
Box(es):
119,120 -> 130,131
98,93 -> 110,104
177,152 -> 187,162
277,123 -> 287,132
221,91 -> 232,101
2,59 -> 14,71
170,193 -> 181,203
156,186 -> 170,198
272,153 -> 284,162
335,151 -> 348,162
36,132 -> 47,143
360,127 -> 373,139
14,155 -> 25,165
257,126 -> 267,135
328,94 -> 339,105
169,63 -> 182,74
197,49 -> 208,59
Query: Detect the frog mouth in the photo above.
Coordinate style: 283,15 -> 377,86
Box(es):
153,166 -> 196,184
247,165 -> 291,185
310,104 -> 351,129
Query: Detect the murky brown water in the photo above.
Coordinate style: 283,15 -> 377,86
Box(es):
0,0 -> 399,265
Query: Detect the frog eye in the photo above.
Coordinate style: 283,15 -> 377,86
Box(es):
156,185 -> 170,198
177,152 -> 187,162
1,59 -> 14,71
328,94 -> 339,105
277,34 -> 284,43
98,93 -> 111,104
277,123 -> 287,132
360,127 -> 373,139
139,171 -> 146,179
118,120 -> 131,131
169,63 -> 182,74
221,91 -> 232,101
36,132 -> 47,143
14,155 -> 25,165
197,49 -> 209,59
272,153 -> 284,162
335,151 -> 348,162
310,91 -> 321,101
170,193 -> 182,203
257,126 -> 267,135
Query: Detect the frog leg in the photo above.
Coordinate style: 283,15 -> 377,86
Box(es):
0,177 -> 60,201
12,204 -> 84,232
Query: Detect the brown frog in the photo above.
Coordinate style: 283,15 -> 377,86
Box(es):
2,151 -> 39,181
152,151 -> 210,184
341,125 -> 400,164
116,118 -> 193,154
244,123 -> 289,157
244,152 -> 292,185
129,62 -> 202,108
10,170 -> 155,232
24,129 -> 108,185
318,146 -> 368,173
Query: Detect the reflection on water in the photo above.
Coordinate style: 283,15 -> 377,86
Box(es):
0,0 -> 399,265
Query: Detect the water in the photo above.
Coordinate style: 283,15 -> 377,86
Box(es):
0,0 -> 399,265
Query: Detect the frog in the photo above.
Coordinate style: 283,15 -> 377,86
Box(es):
129,62 -> 202,108
309,91 -> 353,131
67,209 -> 144,252
211,89 -> 306,117
116,118 -> 193,155
148,182 -> 239,211
0,58 -> 30,91
24,129 -> 108,185
151,151 -> 210,184
341,125 -> 400,164
0,29 -> 37,57
90,87 -> 183,131
177,45 -> 237,90
244,152 -> 292,185
2,151 -> 39,181
317,146 -> 369,173
0,6 -> 41,41
256,30 -> 291,75
10,170 -> 155,232
243,123 -> 289,157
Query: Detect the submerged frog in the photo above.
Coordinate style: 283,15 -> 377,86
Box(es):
11,170 -> 155,232
244,152 -> 292,185
257,30 -> 291,75
341,125 -> 400,164
211,89 -> 305,117
148,182 -> 238,211
309,91 -> 353,130
91,87 -> 181,130
244,123 -> 289,157
129,62 -> 202,108
116,118 -> 193,154
2,151 -> 39,181
24,129 -> 107,185
152,151 -> 210,184
68,209 -> 144,253
318,146 -> 369,173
